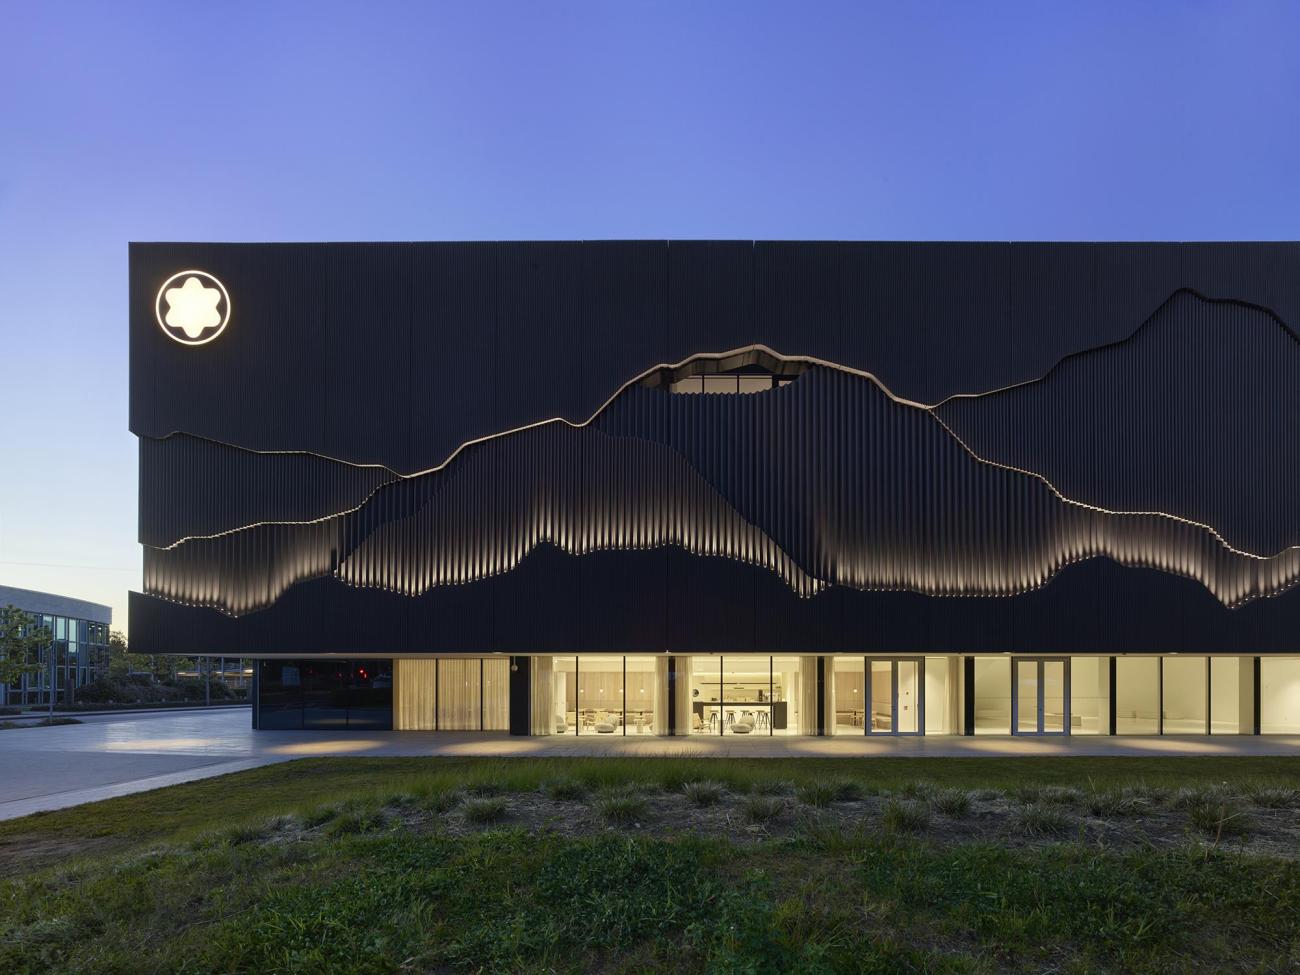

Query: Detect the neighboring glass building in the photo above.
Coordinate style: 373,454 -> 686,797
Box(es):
127,241 -> 1300,737
0,585 -> 112,708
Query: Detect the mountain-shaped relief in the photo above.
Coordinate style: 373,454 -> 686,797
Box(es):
143,350 -> 1300,616
935,290 -> 1300,556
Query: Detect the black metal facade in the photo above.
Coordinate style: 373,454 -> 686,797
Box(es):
129,241 -> 1300,656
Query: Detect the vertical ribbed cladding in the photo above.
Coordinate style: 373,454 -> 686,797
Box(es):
138,434 -> 396,547
935,289 -> 1300,556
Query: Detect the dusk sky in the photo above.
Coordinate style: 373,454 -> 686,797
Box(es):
1,1 -> 1298,635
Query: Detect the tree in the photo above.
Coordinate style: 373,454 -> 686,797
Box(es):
0,605 -> 51,695
106,630 -> 152,680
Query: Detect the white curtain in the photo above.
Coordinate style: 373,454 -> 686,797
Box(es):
437,658 -> 481,730
531,656 -> 555,735
799,656 -> 820,735
394,659 -> 437,730
653,657 -> 670,735
482,658 -> 509,731
675,655 -> 693,735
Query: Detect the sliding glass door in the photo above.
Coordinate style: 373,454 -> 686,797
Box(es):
1012,658 -> 1069,735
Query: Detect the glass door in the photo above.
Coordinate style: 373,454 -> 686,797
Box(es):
864,658 -> 924,735
1013,658 -> 1069,735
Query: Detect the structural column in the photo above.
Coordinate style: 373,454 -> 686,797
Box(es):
508,656 -> 531,736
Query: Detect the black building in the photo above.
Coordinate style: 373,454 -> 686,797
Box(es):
129,242 -> 1300,737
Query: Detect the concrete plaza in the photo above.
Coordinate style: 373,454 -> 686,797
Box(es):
3,708 -> 1300,821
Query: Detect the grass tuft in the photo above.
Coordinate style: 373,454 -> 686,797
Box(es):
1246,786 -> 1300,809
898,781 -> 938,801
682,780 -> 727,807
542,778 -> 588,801
1011,805 -> 1072,838
740,796 -> 784,824
1038,786 -> 1084,806
325,809 -> 387,837
1188,800 -> 1252,838
881,799 -> 930,834
796,782 -> 837,808
832,778 -> 867,802
461,797 -> 508,825
932,789 -> 972,818
749,779 -> 794,797
596,795 -> 647,826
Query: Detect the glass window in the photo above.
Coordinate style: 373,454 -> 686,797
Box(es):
973,657 -> 1011,734
770,656 -> 803,735
737,376 -> 773,394
688,656 -> 723,734
1115,657 -> 1160,734
577,656 -> 624,735
348,661 -> 393,730
670,377 -> 702,393
1210,657 -> 1242,734
1260,658 -> 1300,734
702,376 -> 738,394
394,659 -> 437,730
831,656 -> 865,735
553,656 -> 577,734
257,661 -> 302,729
1162,657 -> 1208,735
624,656 -> 657,735
437,658 -> 482,730
301,661 -> 349,730
482,658 -> 509,731
924,656 -> 954,734
722,657 -> 770,735
1069,657 -> 1106,735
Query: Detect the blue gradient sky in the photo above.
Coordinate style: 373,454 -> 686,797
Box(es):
1,2 -> 1298,635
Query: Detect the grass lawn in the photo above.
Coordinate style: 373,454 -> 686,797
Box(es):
4,756 -> 1300,973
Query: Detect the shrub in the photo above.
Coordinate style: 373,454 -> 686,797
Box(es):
740,796 -> 785,824
1188,800 -> 1251,838
542,778 -> 587,801
597,795 -> 647,826
461,797 -> 508,825
682,780 -> 727,807
881,800 -> 930,835
932,789 -> 972,817
1011,805 -> 1071,838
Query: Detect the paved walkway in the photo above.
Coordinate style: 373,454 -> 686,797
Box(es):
4,709 -> 1300,820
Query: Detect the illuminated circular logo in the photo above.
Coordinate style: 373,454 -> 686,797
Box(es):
155,270 -> 231,345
